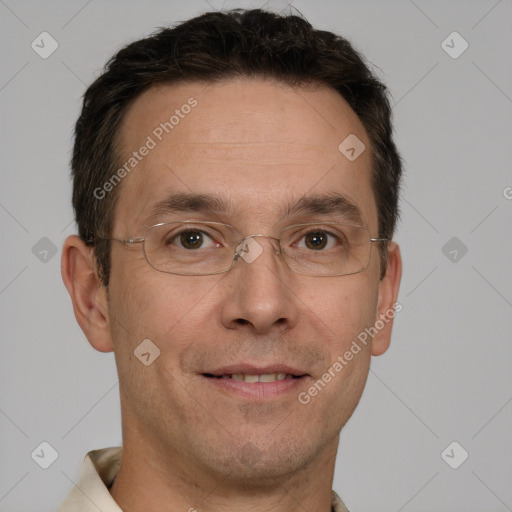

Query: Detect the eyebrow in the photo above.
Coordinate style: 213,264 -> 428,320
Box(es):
285,193 -> 363,225
146,191 -> 364,226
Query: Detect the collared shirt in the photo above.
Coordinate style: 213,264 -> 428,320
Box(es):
57,447 -> 350,512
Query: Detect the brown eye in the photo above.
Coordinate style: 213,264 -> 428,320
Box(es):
304,231 -> 328,250
179,230 -> 204,249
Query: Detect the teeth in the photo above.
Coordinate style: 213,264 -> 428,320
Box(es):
226,373 -> 294,382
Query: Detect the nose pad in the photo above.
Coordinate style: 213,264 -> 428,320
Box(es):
234,235 -> 281,265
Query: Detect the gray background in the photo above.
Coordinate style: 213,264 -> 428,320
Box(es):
1,0 -> 511,510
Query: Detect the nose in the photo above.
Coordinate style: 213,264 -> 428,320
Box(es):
220,235 -> 299,334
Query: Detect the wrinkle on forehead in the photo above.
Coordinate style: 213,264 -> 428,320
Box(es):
173,141 -> 330,165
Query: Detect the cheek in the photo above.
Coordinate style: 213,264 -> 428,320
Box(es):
109,266 -> 223,354
298,275 -> 379,353
305,283 -> 377,423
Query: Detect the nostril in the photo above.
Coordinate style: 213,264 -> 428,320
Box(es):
236,318 -> 250,325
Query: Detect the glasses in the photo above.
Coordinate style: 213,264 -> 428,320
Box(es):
97,220 -> 388,277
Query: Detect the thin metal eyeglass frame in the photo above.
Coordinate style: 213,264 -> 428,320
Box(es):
96,220 -> 389,277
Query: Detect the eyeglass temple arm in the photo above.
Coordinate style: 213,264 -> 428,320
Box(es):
85,236 -> 145,245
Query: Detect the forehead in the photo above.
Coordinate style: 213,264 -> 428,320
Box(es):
113,78 -> 377,232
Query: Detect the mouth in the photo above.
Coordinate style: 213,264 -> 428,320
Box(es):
201,365 -> 309,399
203,372 -> 303,382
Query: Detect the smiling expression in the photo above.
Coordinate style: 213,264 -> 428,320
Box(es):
103,77 -> 390,482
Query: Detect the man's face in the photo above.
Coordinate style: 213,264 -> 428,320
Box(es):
106,79 -> 387,482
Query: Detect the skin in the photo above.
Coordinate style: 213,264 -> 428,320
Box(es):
62,78 -> 402,512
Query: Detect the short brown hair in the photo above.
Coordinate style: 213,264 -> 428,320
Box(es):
72,8 -> 403,286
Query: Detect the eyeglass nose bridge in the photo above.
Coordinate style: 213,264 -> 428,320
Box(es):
233,233 -> 282,265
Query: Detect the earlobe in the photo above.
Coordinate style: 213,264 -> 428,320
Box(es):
61,235 -> 114,353
371,241 -> 402,356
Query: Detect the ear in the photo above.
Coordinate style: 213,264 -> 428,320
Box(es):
61,235 -> 114,353
371,241 -> 402,356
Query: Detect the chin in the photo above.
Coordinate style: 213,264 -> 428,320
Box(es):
202,434 -> 323,486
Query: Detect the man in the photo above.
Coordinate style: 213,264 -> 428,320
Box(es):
59,8 -> 402,512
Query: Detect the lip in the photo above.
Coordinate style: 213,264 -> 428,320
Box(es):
203,363 -> 307,377
202,374 -> 308,399
201,363 -> 310,400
